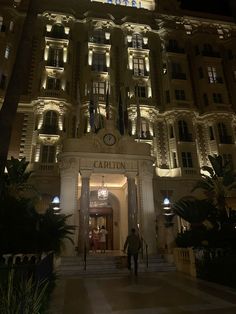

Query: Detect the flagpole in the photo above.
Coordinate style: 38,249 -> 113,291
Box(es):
75,81 -> 81,137
136,85 -> 141,141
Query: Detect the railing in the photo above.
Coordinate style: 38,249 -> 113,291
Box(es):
173,248 -> 197,277
140,236 -> 148,268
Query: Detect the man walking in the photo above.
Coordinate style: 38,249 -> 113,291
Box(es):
123,228 -> 141,276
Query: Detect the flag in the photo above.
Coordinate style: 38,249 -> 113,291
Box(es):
105,83 -> 110,120
75,81 -> 81,137
118,91 -> 124,135
136,85 -> 141,140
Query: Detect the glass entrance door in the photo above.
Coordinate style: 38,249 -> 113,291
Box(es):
89,207 -> 113,250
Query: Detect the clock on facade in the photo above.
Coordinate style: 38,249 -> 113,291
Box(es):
103,133 -> 116,146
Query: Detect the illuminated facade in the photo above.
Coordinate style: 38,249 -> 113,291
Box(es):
1,0 -> 236,255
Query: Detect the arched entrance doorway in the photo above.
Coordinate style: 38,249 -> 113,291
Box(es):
89,206 -> 113,250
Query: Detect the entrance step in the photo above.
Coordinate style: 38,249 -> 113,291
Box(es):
58,253 -> 175,277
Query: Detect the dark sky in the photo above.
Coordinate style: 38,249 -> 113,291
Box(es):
180,0 -> 231,16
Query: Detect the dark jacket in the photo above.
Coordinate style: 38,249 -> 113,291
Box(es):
124,233 -> 141,254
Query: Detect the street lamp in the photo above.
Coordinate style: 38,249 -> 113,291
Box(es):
162,197 -> 175,227
51,196 -> 60,214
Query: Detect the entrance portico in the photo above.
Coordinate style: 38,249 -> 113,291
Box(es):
58,122 -> 156,256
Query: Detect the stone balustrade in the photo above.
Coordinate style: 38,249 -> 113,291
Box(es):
173,247 -> 197,277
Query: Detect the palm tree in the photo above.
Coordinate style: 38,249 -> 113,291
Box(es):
173,197 -> 217,229
192,155 -> 236,220
0,0 -> 37,196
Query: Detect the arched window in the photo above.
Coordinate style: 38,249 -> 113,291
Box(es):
132,33 -> 142,49
178,120 -> 189,141
43,111 -> 58,133
50,23 -> 65,38
140,119 -> 150,138
91,29 -> 105,44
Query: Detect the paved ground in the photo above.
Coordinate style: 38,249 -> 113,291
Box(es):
49,272 -> 236,314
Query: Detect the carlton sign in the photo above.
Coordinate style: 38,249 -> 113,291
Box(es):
93,160 -> 126,169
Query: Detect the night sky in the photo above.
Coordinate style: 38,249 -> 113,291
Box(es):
180,0 -> 231,16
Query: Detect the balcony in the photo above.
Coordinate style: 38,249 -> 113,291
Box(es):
201,50 -> 221,58
46,31 -> 68,40
166,46 -> 185,54
91,65 -> 108,72
219,136 -> 233,144
39,125 -> 59,135
172,72 -> 187,80
40,89 -> 67,99
133,70 -> 149,77
46,60 -> 64,68
179,134 -> 193,142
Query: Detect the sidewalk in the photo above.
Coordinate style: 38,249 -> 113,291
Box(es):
49,272 -> 236,314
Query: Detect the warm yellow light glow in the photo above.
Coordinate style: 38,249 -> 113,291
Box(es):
106,52 -> 110,67
129,54 -> 133,69
88,49 -> 93,65
145,56 -> 150,72
58,115 -> 63,131
46,24 -> 52,32
65,27 -> 70,34
63,47 -> 67,63
44,45 -> 49,61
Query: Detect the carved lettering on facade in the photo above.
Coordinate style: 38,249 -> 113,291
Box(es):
93,160 -> 125,169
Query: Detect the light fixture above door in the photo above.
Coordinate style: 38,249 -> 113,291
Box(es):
97,176 -> 108,200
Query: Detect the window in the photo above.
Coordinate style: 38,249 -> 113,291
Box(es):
92,53 -> 106,72
93,81 -> 106,100
169,125 -> 174,138
203,43 -> 213,53
90,29 -> 105,44
132,33 -> 143,49
140,119 -> 150,138
50,24 -> 65,38
135,85 -> 146,98
48,47 -> 63,67
175,89 -> 186,100
172,152 -> 178,168
168,39 -> 178,49
203,93 -> 209,106
181,152 -> 193,168
41,145 -> 56,163
218,122 -> 228,143
207,66 -> 217,83
133,57 -> 145,76
44,111 -> 58,128
46,76 -> 61,90
213,93 -> 223,104
178,120 -> 191,141
209,126 -> 214,140
172,62 -> 182,74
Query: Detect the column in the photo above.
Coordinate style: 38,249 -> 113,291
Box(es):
78,171 -> 91,254
139,160 -> 156,254
60,160 -> 78,256
126,172 -> 138,231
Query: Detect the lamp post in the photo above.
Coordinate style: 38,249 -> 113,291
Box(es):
162,197 -> 175,227
162,197 -> 175,259
51,196 -> 60,214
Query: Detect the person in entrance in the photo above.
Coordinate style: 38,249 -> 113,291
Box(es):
99,225 -> 108,253
123,228 -> 141,276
